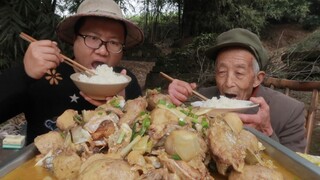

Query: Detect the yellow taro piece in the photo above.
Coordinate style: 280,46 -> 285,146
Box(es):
56,109 -> 78,131
223,113 -> 243,134
165,130 -> 201,162
53,152 -> 82,179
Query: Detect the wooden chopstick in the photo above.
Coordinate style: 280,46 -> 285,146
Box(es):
19,32 -> 95,76
160,72 -> 208,101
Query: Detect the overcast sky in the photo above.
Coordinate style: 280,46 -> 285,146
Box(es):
55,0 -> 143,17
56,0 -> 175,17
123,0 -> 144,16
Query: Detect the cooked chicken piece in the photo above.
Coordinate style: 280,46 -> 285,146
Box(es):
138,168 -> 171,180
33,90 -> 290,180
165,130 -> 207,162
78,158 -> 139,180
118,97 -> 148,126
108,123 -> 132,153
34,131 -> 64,155
128,136 -> 159,173
188,158 -> 212,179
103,106 -> 124,117
145,89 -> 172,111
84,112 -> 119,133
238,129 -> 275,168
90,120 -> 116,140
223,113 -> 243,134
82,109 -> 118,123
148,124 -> 167,141
238,130 -> 263,153
69,126 -> 92,145
151,108 -> 179,125
145,156 -> 162,168
96,96 -> 125,117
149,108 -> 180,140
106,95 -> 125,108
56,109 -> 78,131
207,113 -> 246,175
127,151 -> 155,174
229,164 -> 283,180
158,152 -> 213,180
52,151 -> 82,180
164,130 -> 210,178
150,124 -> 183,148
80,153 -> 121,172
127,150 -> 146,166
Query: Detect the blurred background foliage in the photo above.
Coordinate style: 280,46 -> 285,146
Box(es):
0,0 -> 319,84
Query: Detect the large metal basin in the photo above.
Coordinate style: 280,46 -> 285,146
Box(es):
0,128 -> 319,179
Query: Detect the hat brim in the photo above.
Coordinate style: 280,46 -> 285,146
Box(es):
56,13 -> 144,49
205,42 -> 260,65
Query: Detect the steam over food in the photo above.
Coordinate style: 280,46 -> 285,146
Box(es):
78,64 -> 128,84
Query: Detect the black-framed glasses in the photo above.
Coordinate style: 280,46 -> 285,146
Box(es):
78,34 -> 125,53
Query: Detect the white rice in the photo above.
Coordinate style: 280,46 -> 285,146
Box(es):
78,64 -> 128,84
192,96 -> 252,108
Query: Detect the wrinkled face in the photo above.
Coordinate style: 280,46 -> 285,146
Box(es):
215,48 -> 262,100
73,17 -> 125,69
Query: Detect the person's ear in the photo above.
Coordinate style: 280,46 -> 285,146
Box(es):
253,71 -> 265,88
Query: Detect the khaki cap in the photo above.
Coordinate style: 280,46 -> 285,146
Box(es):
56,0 -> 144,49
205,28 -> 269,70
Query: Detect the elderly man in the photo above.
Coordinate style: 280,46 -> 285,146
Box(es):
0,0 -> 143,144
168,28 -> 306,152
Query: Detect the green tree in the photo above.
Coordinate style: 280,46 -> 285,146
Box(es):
0,0 -> 143,71
181,0 -> 311,37
0,0 -> 62,71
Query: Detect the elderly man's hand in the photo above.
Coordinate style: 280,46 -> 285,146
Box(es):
238,97 -> 274,136
23,40 -> 63,79
168,79 -> 197,106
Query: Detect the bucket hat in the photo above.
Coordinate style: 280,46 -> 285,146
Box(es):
56,0 -> 144,49
205,28 -> 269,70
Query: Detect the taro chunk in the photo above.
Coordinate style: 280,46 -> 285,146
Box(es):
56,109 -> 78,131
34,131 -> 64,155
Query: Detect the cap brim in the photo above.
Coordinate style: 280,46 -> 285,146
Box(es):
205,42 -> 259,62
56,13 -> 144,49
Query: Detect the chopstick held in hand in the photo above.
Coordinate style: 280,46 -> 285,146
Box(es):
19,32 -> 95,76
160,72 -> 208,101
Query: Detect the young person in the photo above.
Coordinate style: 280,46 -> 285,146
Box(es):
0,0 -> 144,144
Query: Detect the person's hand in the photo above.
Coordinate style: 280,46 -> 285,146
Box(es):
23,40 -> 63,79
238,97 -> 274,136
80,91 -> 108,106
168,79 -> 197,106
80,69 -> 127,106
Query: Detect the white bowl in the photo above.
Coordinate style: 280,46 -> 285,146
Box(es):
70,72 -> 131,100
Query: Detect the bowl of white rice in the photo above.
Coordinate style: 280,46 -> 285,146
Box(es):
70,64 -> 131,100
191,96 -> 259,114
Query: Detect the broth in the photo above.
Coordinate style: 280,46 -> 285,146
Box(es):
2,152 -> 299,180
2,158 -> 55,180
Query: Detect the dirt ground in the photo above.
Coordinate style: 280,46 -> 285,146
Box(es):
119,61 -> 155,91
